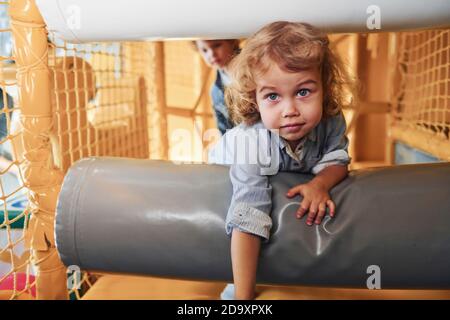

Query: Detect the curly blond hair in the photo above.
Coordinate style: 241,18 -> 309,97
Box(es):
225,21 -> 357,126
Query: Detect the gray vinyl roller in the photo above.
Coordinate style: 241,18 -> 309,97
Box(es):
55,157 -> 450,289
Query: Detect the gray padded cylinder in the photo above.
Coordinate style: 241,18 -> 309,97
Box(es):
55,157 -> 450,289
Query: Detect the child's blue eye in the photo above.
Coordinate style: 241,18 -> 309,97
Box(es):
266,93 -> 279,101
297,89 -> 311,97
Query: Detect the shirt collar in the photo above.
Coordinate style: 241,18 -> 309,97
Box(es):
219,69 -> 231,86
243,121 -> 317,149
277,128 -> 317,151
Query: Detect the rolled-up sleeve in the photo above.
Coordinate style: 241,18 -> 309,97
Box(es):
226,163 -> 273,241
312,112 -> 351,175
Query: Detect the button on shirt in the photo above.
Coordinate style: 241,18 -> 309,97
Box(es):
208,112 -> 351,240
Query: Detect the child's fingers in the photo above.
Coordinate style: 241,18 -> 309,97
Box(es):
315,203 -> 327,224
286,185 -> 303,198
326,200 -> 336,217
306,202 -> 319,226
296,199 -> 310,219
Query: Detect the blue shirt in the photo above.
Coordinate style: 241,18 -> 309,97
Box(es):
208,112 -> 350,240
210,70 -> 234,135
0,88 -> 14,160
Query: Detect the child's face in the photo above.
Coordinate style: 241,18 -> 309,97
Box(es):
196,40 -> 236,70
255,63 -> 323,148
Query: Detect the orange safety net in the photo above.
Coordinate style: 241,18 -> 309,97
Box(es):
392,29 -> 450,160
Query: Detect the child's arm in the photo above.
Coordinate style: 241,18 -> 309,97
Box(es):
286,164 -> 348,226
287,112 -> 350,226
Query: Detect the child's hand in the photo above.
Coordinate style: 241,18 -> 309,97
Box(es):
286,181 -> 335,226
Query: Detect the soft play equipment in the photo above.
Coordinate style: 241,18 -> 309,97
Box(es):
55,157 -> 450,289
36,0 -> 450,42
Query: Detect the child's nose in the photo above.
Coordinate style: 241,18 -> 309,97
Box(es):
282,99 -> 300,117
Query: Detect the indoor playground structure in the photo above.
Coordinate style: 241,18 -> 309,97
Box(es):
1,0 -> 450,300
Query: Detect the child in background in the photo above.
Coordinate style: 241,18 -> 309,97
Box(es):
209,21 -> 356,300
0,88 -> 17,175
194,39 -> 240,134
